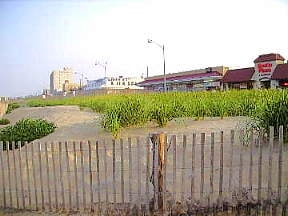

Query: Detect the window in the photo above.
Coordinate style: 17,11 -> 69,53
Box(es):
122,82 -> 125,85
111,82 -> 114,85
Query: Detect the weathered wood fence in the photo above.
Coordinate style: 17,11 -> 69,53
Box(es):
0,126 -> 287,215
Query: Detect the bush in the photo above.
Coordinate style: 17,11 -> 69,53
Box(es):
0,118 -> 10,125
6,102 -> 20,114
0,119 -> 56,149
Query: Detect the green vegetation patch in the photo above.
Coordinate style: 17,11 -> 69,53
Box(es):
26,89 -> 288,136
0,118 -> 10,125
0,119 -> 56,145
6,102 -> 20,114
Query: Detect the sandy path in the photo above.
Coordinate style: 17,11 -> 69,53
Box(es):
1,105 -> 247,142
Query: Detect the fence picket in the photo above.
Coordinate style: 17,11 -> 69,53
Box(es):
181,135 -> 186,202
249,133 -> 253,194
0,141 -> 6,208
200,133 -> 205,199
31,142 -> 38,210
73,141 -> 79,210
6,142 -> 12,208
228,130 -> 234,192
145,137 -> 150,208
58,142 -> 65,209
51,142 -> 57,210
38,143 -> 44,210
44,142 -> 51,210
210,133 -> 215,203
120,139 -> 125,203
219,131 -> 224,199
19,142 -> 26,208
258,135 -> 263,202
278,126 -> 283,203
95,141 -> 101,211
88,141 -> 93,210
268,127 -> 274,207
137,137 -> 141,207
191,133 -> 196,199
80,141 -> 86,209
112,139 -> 116,204
128,137 -> 132,203
64,141 -> 72,210
103,140 -> 109,203
172,135 -> 176,202
12,142 -> 19,209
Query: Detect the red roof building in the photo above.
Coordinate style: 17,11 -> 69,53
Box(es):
254,53 -> 285,63
222,67 -> 255,83
271,64 -> 288,80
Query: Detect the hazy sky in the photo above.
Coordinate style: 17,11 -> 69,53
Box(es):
0,0 -> 287,97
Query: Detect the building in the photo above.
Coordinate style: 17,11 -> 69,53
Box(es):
50,67 -> 74,93
84,76 -> 144,91
222,53 -> 288,89
137,66 -> 228,91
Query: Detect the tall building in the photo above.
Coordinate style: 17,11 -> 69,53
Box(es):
50,67 -> 74,93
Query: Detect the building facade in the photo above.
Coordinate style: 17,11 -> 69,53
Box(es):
137,66 -> 228,91
50,67 -> 74,93
222,53 -> 288,90
84,76 -> 144,91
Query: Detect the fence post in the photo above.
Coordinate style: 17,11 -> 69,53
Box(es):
278,125 -> 283,203
151,133 -> 167,213
0,141 -> 6,208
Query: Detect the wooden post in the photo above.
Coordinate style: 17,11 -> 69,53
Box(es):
44,142 -> 51,211
64,141 -> 72,211
200,133 -> 205,199
191,133 -> 196,199
151,134 -> 158,211
0,141 -> 6,208
278,126 -> 283,203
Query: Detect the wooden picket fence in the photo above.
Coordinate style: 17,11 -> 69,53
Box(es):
0,126 -> 287,215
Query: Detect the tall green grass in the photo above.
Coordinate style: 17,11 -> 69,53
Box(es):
26,89 -> 288,136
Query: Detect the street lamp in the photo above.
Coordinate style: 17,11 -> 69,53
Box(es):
95,61 -> 108,78
74,72 -> 87,90
147,39 -> 167,92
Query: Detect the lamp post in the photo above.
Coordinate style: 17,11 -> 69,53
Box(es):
95,61 -> 108,78
148,39 -> 166,92
74,72 -> 87,90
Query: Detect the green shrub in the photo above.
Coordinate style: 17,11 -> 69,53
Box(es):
0,119 -> 56,149
0,118 -> 10,125
6,102 -> 20,114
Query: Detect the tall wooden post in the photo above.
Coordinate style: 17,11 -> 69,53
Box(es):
151,133 -> 166,213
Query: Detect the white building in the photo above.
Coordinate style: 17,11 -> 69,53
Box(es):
50,67 -> 74,93
84,76 -> 144,91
